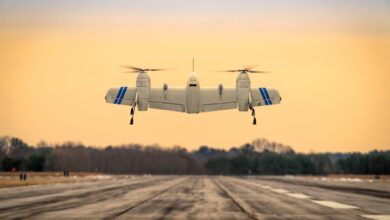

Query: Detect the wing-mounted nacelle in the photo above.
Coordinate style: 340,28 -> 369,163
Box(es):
136,72 -> 150,111
221,66 -> 279,124
115,65 -> 170,124
236,72 -> 251,112
223,66 -> 269,112
120,65 -> 171,112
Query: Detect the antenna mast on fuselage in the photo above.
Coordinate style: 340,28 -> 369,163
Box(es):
192,58 -> 194,72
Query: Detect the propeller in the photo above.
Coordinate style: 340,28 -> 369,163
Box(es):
122,65 -> 172,73
219,66 -> 269,74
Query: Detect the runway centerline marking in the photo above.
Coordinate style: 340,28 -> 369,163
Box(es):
361,215 -> 390,220
312,200 -> 359,209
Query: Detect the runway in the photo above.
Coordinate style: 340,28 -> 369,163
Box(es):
0,175 -> 389,219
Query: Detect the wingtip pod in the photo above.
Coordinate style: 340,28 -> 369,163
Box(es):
255,87 -> 281,106
268,88 -> 282,104
105,87 -> 130,105
105,88 -> 117,104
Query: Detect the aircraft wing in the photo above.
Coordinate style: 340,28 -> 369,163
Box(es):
200,88 -> 237,112
105,86 -> 281,112
105,87 -> 136,106
149,88 -> 186,112
250,87 -> 282,107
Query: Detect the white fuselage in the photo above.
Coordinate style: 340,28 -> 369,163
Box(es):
186,72 -> 201,113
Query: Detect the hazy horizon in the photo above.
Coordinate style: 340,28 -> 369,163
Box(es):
1,1 -> 389,152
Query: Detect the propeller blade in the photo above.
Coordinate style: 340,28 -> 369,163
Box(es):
247,70 -> 269,73
121,66 -> 174,72
216,70 -> 240,72
145,68 -> 172,71
217,66 -> 269,74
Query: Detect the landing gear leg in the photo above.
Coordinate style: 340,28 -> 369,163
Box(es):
251,108 -> 257,125
130,106 -> 135,125
130,93 -> 138,125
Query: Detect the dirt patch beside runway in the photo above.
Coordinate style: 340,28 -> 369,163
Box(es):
0,172 -> 111,188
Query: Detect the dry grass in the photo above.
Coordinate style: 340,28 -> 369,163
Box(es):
0,172 -> 104,188
295,174 -> 390,180
325,174 -> 390,180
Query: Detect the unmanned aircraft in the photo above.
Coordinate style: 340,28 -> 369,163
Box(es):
105,60 -> 281,125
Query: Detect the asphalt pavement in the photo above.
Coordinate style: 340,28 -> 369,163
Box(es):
0,175 -> 389,219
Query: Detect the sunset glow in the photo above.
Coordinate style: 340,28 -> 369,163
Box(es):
1,1 -> 389,152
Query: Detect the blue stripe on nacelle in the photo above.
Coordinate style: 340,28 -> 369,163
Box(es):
117,87 -> 127,104
114,87 -> 123,104
259,88 -> 268,105
264,88 -> 273,105
116,87 -> 126,104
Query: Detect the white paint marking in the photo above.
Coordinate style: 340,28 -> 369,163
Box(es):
287,193 -> 311,199
312,200 -> 358,209
361,215 -> 390,220
270,188 -> 289,194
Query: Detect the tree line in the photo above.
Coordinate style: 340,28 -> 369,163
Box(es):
202,150 -> 390,175
0,136 -> 389,175
0,136 -> 204,174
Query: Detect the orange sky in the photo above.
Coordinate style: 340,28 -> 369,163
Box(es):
1,1 -> 389,152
